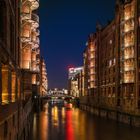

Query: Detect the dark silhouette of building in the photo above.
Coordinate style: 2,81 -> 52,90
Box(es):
0,0 -> 44,139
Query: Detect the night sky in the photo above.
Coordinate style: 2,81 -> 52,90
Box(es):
39,0 -> 115,89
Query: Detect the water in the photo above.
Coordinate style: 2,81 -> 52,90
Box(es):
32,104 -> 140,140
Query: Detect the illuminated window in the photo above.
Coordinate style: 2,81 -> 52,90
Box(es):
124,20 -> 134,32
90,61 -> 95,67
109,40 -> 112,44
90,53 -> 94,59
124,71 -> 134,83
124,32 -> 134,47
21,24 -> 31,38
90,75 -> 95,81
124,4 -> 134,20
2,66 -> 9,105
11,72 -> 16,102
90,69 -> 95,74
124,59 -> 134,71
90,45 -> 95,51
109,60 -> 112,67
32,74 -> 36,84
22,4 -> 30,14
17,78 -> 20,99
90,82 -> 95,88
22,48 -> 31,69
124,47 -> 134,59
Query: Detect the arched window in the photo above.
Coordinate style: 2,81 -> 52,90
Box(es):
0,1 -> 6,41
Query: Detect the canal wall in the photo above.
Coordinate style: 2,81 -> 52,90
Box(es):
80,97 -> 140,127
0,98 -> 34,140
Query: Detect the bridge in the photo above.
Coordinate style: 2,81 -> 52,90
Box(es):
42,93 -> 75,100
38,89 -> 80,109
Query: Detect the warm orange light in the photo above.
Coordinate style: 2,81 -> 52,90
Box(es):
11,72 -> 16,103
2,66 -> 9,104
32,74 -> 36,84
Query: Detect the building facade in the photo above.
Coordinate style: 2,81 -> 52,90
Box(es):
0,0 -> 45,139
21,0 -> 40,100
80,0 -> 140,126
40,58 -> 48,96
0,1 -> 23,139
68,67 -> 83,97
99,20 -> 116,109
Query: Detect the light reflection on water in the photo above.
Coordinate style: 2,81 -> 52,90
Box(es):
32,104 -> 140,140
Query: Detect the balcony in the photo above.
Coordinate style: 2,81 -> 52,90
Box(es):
31,66 -> 40,73
123,67 -> 134,72
21,36 -> 31,43
31,37 -> 39,49
36,48 -> 40,54
124,21 -> 134,33
30,0 -> 39,10
31,13 -> 39,28
21,12 -> 31,21
32,44 -> 39,49
21,1 -> 32,21
120,56 -> 134,62
36,58 -> 40,64
36,37 -> 40,44
36,29 -> 40,36
124,41 -> 134,48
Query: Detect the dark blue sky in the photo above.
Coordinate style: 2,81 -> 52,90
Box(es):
39,0 -> 115,89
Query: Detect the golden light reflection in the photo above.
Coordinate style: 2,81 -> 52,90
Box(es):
62,107 -> 65,119
66,110 -> 74,140
40,113 -> 48,140
52,106 -> 59,126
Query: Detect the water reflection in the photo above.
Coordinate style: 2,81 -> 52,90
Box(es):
32,104 -> 140,140
66,110 -> 74,140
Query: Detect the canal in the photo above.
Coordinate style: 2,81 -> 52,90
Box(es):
32,104 -> 140,140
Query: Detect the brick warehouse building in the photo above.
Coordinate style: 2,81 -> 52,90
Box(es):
0,0 -> 23,139
0,0 -> 44,139
80,0 -> 140,126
